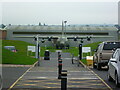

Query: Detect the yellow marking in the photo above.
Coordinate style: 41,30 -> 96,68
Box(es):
68,85 -> 83,87
26,80 -> 45,83
46,87 -> 60,88
23,84 -> 36,86
46,83 -> 59,85
8,61 -> 38,90
90,83 -> 104,86
69,81 -> 84,83
79,60 -> 112,90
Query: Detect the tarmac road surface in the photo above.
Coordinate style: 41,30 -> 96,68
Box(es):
91,68 -> 120,90
2,67 -> 29,89
8,52 -> 111,90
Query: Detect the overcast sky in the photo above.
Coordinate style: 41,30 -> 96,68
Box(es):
1,1 -> 119,25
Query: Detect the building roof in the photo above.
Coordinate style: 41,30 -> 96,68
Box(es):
6,25 -> 118,31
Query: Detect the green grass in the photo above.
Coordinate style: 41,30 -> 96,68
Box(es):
63,47 -> 79,56
2,40 -> 37,65
81,42 -> 101,65
62,42 -> 101,56
2,40 -> 58,65
2,40 -> 101,65
63,42 -> 101,64
40,47 -> 56,57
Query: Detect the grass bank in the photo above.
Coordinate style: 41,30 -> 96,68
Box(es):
2,40 -> 37,65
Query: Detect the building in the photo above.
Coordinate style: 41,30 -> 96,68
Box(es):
5,25 -> 118,47
0,29 -> 7,40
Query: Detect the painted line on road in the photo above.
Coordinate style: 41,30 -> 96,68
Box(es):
89,69 -> 112,90
27,71 -> 92,72
79,60 -> 112,90
21,76 -> 99,80
8,61 -> 38,90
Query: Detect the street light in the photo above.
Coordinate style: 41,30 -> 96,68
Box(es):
64,21 -> 67,37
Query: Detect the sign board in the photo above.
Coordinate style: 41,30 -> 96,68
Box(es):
28,46 -> 40,52
82,47 -> 91,53
56,50 -> 62,53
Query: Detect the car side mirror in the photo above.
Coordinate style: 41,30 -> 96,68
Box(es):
110,58 -> 117,63
94,49 -> 97,52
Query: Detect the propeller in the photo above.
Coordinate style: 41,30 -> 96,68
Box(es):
41,38 -> 45,43
48,37 -> 52,41
80,38 -> 84,43
74,37 -> 78,41
87,36 -> 91,41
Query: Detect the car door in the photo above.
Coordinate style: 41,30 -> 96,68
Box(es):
117,50 -> 120,78
109,51 -> 118,79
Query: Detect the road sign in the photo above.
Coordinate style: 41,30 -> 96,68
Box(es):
82,47 -> 91,53
28,46 -> 36,52
28,46 -> 40,52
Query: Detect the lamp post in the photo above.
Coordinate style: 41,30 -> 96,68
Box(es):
64,21 -> 67,37
35,35 -> 39,59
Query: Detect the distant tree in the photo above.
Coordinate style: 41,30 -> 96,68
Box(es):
39,22 -> 41,26
9,24 -> 11,26
114,24 -> 119,28
1,24 -> 6,29
86,25 -> 89,27
44,23 -> 45,26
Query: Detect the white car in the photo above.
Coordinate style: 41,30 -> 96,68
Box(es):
108,48 -> 120,87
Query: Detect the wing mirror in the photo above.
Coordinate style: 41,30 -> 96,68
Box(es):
110,58 -> 117,63
94,49 -> 97,52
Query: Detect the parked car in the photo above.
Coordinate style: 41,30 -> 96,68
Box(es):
4,46 -> 17,52
93,41 -> 120,70
108,48 -> 120,87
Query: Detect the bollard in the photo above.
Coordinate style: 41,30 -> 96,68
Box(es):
71,54 -> 74,64
38,59 -> 40,66
58,53 -> 61,60
77,57 -> 80,67
61,70 -> 67,90
79,44 -> 82,60
58,59 -> 62,79
58,55 -> 61,60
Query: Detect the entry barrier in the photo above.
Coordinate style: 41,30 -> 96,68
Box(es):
61,70 -> 67,90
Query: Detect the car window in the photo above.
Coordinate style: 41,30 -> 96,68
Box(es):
98,44 -> 102,51
103,42 -> 120,50
112,50 -> 117,58
119,50 -> 120,61
116,52 -> 119,61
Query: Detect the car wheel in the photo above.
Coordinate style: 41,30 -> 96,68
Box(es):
97,63 -> 101,70
93,62 -> 97,69
108,72 -> 113,81
115,73 -> 120,87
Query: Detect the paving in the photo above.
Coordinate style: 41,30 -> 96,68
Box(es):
11,52 -> 110,89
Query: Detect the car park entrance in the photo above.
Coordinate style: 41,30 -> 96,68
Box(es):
9,52 -> 111,89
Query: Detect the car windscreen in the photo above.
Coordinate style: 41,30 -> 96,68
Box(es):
103,42 -> 120,50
